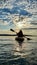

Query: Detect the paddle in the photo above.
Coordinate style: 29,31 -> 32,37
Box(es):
25,37 -> 31,40
10,29 -> 17,34
10,29 -> 31,40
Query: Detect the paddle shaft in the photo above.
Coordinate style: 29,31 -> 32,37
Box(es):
10,29 -> 17,34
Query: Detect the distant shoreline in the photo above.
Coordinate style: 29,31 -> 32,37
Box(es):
0,34 -> 16,36
0,34 -> 37,37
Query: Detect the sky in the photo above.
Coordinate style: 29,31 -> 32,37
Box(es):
0,0 -> 37,30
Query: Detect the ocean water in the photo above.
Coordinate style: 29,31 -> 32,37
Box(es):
0,30 -> 37,65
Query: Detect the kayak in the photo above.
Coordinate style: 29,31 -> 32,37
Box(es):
15,37 -> 24,42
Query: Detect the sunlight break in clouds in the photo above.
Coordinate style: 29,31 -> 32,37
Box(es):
0,0 -> 37,30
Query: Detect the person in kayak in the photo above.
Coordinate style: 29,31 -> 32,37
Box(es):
17,30 -> 24,37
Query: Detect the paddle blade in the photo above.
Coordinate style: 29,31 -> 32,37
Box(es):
27,38 -> 32,40
10,29 -> 14,32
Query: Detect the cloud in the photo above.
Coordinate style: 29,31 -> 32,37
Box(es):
0,20 -> 10,25
3,21 -> 9,25
0,0 -> 37,30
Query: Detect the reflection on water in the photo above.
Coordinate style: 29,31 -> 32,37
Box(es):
0,36 -> 37,65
